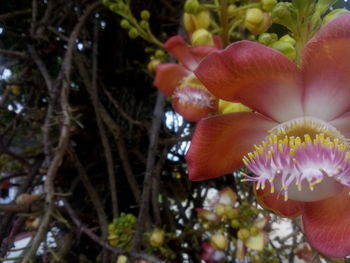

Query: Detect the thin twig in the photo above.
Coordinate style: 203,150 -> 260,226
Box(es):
131,91 -> 165,250
0,9 -> 31,20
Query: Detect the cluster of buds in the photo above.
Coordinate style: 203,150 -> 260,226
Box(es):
197,187 -> 271,262
108,213 -> 136,249
258,33 -> 296,60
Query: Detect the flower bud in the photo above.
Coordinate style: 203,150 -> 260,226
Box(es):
191,29 -> 214,46
230,219 -> 240,228
225,206 -> 239,219
249,226 -> 259,236
117,255 -> 128,263
237,228 -> 250,241
279,34 -> 296,46
323,8 -> 350,24
155,49 -> 165,58
140,20 -> 148,29
257,33 -> 277,46
184,0 -> 200,14
120,19 -> 131,29
261,0 -> 277,12
140,10 -> 150,20
183,11 -> 210,33
214,203 -> 226,218
227,4 -> 237,18
244,8 -> 271,35
147,59 -> 160,72
128,28 -> 138,39
149,229 -> 165,247
269,40 -> 295,61
210,234 -> 228,251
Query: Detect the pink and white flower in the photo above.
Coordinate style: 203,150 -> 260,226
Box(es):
154,35 -> 221,122
186,14 -> 350,257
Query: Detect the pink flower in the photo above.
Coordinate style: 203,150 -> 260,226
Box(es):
200,242 -> 225,263
186,14 -> 350,257
154,35 -> 221,122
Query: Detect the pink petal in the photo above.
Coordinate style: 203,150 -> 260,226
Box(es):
255,186 -> 302,218
164,36 -> 199,71
194,41 -> 303,122
302,14 -> 350,120
186,112 -> 277,181
302,188 -> 350,258
154,63 -> 189,96
329,112 -> 350,138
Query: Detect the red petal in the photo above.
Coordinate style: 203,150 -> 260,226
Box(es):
186,112 -> 277,180
302,188 -> 350,258
302,14 -> 350,121
329,112 -> 350,138
164,36 -> 199,71
194,41 -> 303,122
255,186 -> 302,218
154,63 -> 189,96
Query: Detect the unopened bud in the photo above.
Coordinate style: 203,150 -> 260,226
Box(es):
269,40 -> 295,61
230,219 -> 240,228
249,226 -> 260,236
183,11 -> 210,33
120,19 -> 131,29
155,49 -> 165,58
225,206 -> 239,219
117,255 -> 128,263
237,228 -> 250,241
140,20 -> 148,29
191,29 -> 214,46
210,234 -> 228,251
149,229 -> 165,247
128,28 -> 138,39
184,0 -> 200,14
245,8 -> 271,34
279,34 -> 296,46
147,59 -> 160,72
323,8 -> 350,24
227,4 -> 237,17
261,0 -> 277,12
141,10 -> 150,20
214,203 -> 226,218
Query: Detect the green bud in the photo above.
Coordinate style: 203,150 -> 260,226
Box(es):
323,8 -> 350,24
184,0 -> 200,14
237,228 -> 250,241
102,0 -> 112,7
270,40 -> 296,61
227,4 -> 237,18
279,34 -> 296,46
141,10 -> 150,20
120,19 -> 130,29
258,32 -> 278,45
128,28 -> 138,39
140,20 -> 148,29
261,0 -> 277,12
155,49 -> 165,58
230,219 -> 240,228
249,226 -> 259,236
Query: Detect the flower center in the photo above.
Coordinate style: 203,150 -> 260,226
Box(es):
173,74 -> 214,108
242,117 -> 350,202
